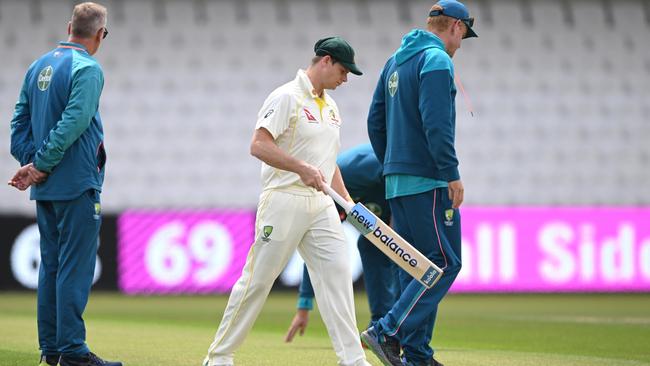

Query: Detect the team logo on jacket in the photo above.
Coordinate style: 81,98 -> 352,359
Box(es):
303,108 -> 317,122
262,225 -> 273,242
388,71 -> 398,97
444,209 -> 454,226
37,66 -> 53,91
93,203 -> 101,220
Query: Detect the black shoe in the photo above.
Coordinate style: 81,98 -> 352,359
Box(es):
360,326 -> 402,366
402,357 -> 445,366
59,352 -> 122,366
403,357 -> 445,366
38,354 -> 60,366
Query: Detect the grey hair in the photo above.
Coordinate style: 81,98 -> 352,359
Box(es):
70,2 -> 107,39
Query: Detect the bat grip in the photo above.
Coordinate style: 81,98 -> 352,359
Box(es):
323,184 -> 354,213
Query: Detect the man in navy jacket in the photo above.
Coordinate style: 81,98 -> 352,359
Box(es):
9,3 -> 120,366
363,1 -> 477,365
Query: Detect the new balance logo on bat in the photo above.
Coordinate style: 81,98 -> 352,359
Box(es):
372,226 -> 418,268
348,205 -> 375,235
348,204 -> 418,268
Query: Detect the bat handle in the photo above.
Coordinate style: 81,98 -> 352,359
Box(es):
323,184 -> 354,213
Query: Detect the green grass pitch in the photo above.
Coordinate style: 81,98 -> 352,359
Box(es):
1,292 -> 649,365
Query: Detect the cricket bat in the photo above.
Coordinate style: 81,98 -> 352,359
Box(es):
324,184 -> 443,288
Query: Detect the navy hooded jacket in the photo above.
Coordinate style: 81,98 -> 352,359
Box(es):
367,29 -> 459,183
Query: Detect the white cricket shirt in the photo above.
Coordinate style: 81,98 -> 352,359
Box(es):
255,69 -> 343,194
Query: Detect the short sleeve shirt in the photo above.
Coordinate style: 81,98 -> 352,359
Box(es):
255,70 -> 343,194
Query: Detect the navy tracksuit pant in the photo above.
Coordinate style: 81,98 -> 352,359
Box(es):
375,187 -> 462,364
36,189 -> 101,357
357,234 -> 399,323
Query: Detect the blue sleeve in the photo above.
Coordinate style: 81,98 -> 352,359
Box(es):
338,145 -> 384,198
367,68 -> 387,166
297,264 -> 314,310
10,71 -> 35,166
418,69 -> 460,182
33,64 -> 103,173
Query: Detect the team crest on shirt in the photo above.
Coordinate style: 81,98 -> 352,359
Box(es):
328,109 -> 341,126
388,71 -> 399,97
262,225 -> 273,242
303,108 -> 317,122
37,66 -> 53,91
444,209 -> 454,226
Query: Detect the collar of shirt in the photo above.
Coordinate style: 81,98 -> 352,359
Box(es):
58,41 -> 88,53
296,69 -> 327,100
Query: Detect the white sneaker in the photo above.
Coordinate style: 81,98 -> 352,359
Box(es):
202,355 -> 234,366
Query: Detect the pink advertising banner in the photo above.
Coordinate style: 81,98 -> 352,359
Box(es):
452,207 -> 650,292
117,207 -> 650,294
117,210 -> 255,294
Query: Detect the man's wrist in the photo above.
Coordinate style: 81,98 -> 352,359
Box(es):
30,160 -> 49,174
297,297 -> 314,310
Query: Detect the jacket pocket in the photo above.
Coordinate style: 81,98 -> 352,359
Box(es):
96,142 -> 106,172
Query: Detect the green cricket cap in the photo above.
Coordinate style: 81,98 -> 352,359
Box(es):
314,36 -> 363,76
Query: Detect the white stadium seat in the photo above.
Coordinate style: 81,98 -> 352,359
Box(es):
0,0 -> 648,213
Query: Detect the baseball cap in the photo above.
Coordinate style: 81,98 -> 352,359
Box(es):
314,36 -> 363,76
429,0 -> 478,39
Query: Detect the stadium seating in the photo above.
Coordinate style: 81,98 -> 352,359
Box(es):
0,0 -> 648,213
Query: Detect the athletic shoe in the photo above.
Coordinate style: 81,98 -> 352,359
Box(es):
202,356 -> 233,366
402,357 -> 445,366
360,326 -> 402,366
38,354 -> 59,366
58,352 -> 122,366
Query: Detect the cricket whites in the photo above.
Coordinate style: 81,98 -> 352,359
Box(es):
324,185 -> 443,288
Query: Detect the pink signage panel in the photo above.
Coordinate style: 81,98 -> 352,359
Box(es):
117,210 -> 255,294
452,207 -> 650,292
117,207 -> 650,294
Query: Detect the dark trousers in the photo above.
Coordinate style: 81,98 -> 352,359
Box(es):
357,235 -> 399,323
36,189 -> 101,357
376,188 -> 462,364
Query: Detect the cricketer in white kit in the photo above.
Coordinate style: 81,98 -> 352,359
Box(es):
203,37 -> 371,366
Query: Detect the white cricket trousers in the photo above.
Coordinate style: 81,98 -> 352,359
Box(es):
204,190 -> 369,366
